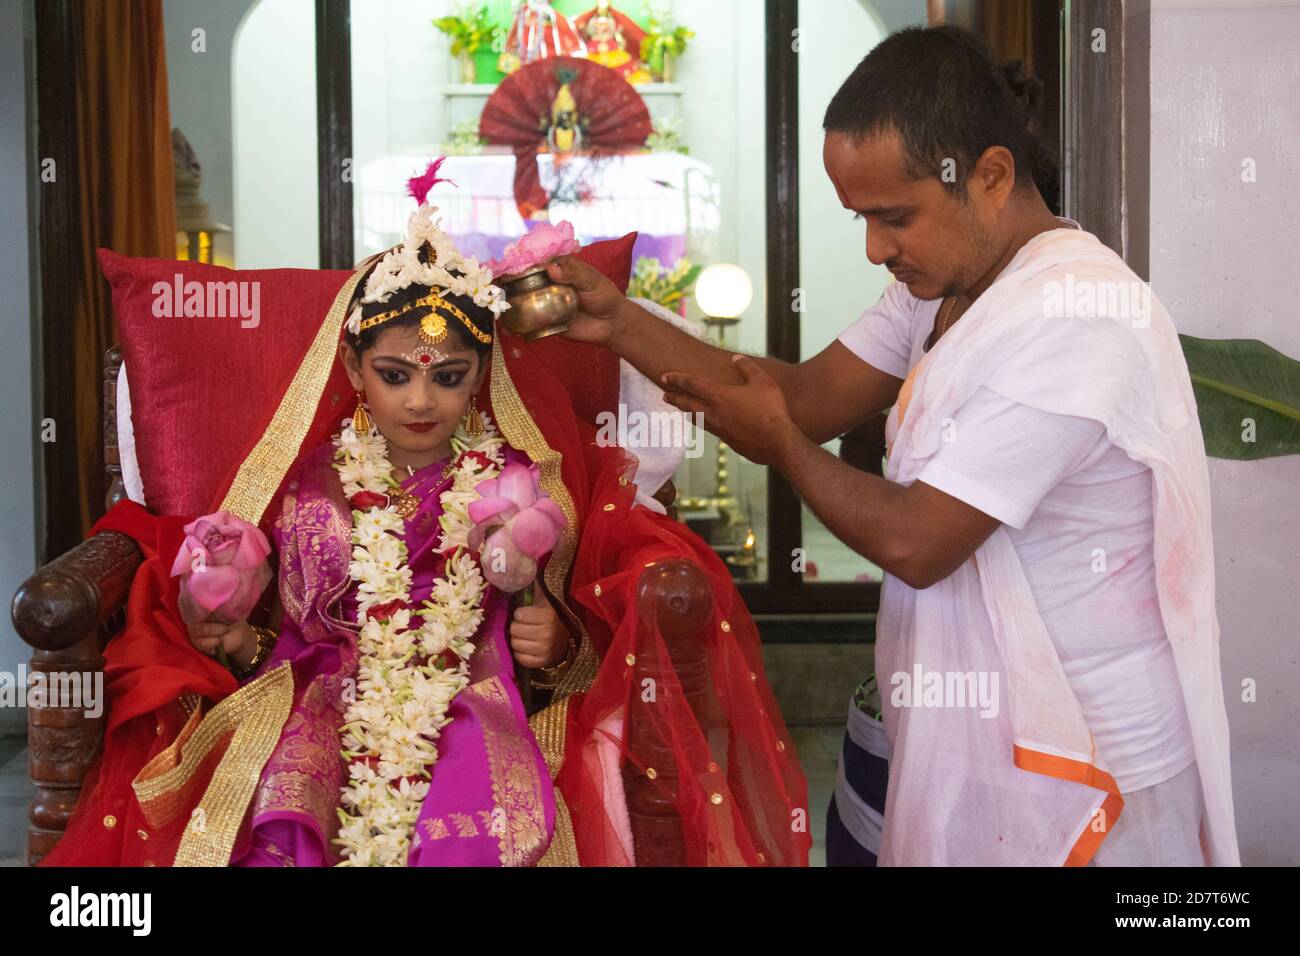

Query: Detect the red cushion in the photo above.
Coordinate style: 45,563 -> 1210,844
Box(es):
528,232 -> 634,428
101,232 -> 636,519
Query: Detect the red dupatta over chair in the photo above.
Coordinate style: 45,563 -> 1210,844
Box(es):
14,236 -> 810,867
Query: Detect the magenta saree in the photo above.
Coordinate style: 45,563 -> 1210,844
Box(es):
228,438 -> 556,867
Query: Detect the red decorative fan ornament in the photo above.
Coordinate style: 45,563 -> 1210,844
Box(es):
479,56 -> 652,221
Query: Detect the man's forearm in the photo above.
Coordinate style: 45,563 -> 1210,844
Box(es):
608,298 -> 795,394
774,427 -> 923,586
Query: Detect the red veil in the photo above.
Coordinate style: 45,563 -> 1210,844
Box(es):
487,330 -> 809,866
42,261 -> 810,867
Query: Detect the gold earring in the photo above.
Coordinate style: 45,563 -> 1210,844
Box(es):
464,395 -> 483,437
352,390 -> 372,434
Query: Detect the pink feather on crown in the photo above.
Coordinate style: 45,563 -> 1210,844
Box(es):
406,157 -> 458,206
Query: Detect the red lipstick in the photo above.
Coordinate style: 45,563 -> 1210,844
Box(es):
404,422 -> 438,433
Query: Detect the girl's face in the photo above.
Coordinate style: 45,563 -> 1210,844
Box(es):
338,322 -> 486,470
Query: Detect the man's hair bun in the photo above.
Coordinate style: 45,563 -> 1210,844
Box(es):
998,60 -> 1046,125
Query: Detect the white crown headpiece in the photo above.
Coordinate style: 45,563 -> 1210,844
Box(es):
345,158 -> 510,342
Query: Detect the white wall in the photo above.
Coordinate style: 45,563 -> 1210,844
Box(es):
1,0 -> 279,725
0,0 -> 37,734
1141,0 -> 1300,865
797,0 -> 891,360
350,0 -> 446,257
163,0 -> 258,267
167,0 -> 320,270
232,0 -> 319,268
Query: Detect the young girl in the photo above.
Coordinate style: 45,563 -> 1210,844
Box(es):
42,169 -> 810,868
181,194 -> 582,865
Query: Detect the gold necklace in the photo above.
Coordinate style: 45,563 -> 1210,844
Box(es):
390,456 -> 458,519
938,295 -> 959,338
392,488 -> 421,519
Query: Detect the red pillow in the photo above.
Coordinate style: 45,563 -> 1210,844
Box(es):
102,231 -> 636,519
534,231 -> 635,427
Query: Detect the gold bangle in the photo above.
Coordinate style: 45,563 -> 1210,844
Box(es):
230,625 -> 277,679
529,635 -> 576,691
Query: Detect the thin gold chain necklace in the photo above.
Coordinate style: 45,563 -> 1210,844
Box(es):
929,295 -> 959,350
939,295 -> 959,337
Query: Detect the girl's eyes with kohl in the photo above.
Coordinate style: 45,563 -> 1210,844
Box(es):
375,367 -> 465,388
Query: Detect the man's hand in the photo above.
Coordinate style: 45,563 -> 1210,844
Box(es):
545,256 -> 631,347
662,354 -> 805,467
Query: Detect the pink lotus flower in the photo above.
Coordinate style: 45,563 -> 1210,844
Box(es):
468,463 -> 566,593
169,510 -> 272,621
485,221 -> 581,279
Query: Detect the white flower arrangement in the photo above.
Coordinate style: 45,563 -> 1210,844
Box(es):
331,411 -> 506,866
349,203 -> 511,340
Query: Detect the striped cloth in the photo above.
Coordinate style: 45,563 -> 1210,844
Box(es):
826,675 -> 889,867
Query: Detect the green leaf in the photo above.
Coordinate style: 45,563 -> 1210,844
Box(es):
679,263 -> 703,291
1179,334 -> 1300,460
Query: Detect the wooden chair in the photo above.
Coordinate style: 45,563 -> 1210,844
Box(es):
11,345 -> 718,866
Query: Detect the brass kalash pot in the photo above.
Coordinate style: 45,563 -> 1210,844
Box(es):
497,262 -> 579,341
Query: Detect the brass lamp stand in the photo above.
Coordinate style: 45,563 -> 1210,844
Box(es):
675,313 -> 758,580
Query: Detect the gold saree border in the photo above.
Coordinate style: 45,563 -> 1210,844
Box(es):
467,675 -> 549,866
529,696 -> 579,867
133,703 -> 206,829
128,662 -> 295,867
490,335 -> 599,867
219,271 -> 366,525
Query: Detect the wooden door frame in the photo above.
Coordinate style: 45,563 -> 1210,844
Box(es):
316,0 -> 353,270
34,0 -> 85,563
1061,0 -> 1129,258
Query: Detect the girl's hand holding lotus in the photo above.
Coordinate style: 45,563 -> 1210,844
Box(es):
170,510 -> 273,671
508,583 -> 571,669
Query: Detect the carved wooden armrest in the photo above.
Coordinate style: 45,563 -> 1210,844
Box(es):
624,557 -> 713,866
12,531 -> 141,651
10,530 -> 143,864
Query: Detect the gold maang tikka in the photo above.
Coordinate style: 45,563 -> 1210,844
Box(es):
401,312 -> 455,368
358,292 -> 492,369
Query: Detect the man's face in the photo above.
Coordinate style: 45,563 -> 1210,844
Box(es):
823,129 -> 1001,301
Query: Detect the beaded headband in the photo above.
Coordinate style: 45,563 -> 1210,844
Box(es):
356,291 -> 493,367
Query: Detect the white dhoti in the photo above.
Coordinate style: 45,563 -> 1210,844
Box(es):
868,226 -> 1238,866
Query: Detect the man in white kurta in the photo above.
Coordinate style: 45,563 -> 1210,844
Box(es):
548,220 -> 1240,865
834,218 -> 1233,865
539,23 -> 1239,866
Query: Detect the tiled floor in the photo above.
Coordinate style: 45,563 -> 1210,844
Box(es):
791,723 -> 844,868
0,725 -> 845,868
